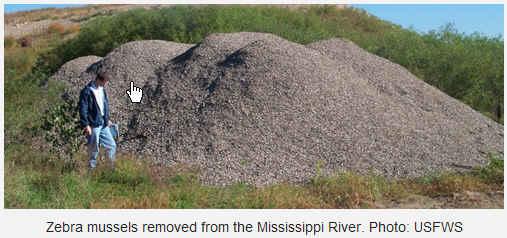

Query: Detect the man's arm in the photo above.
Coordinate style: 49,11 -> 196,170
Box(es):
78,89 -> 91,135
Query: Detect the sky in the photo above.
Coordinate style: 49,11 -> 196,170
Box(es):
4,4 -> 84,13
353,4 -> 504,37
4,4 -> 504,37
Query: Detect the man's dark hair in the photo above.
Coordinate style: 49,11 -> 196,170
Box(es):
86,60 -> 108,82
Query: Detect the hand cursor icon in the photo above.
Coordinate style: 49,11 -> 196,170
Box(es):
127,81 -> 143,103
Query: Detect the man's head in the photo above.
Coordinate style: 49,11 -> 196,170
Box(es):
96,73 -> 109,87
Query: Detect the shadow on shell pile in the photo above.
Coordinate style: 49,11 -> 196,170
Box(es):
52,32 -> 503,186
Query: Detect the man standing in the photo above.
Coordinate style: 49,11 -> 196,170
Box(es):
79,73 -> 116,170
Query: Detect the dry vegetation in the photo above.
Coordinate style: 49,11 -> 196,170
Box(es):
5,149 -> 503,208
5,4 -> 159,25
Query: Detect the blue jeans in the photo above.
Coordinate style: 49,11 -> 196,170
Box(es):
87,126 -> 116,168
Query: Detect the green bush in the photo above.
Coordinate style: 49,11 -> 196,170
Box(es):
473,155 -> 504,184
375,24 -> 503,122
40,95 -> 82,167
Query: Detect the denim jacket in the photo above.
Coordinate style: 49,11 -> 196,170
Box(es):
79,81 -> 110,128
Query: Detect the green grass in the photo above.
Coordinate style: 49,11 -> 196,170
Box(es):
5,145 -> 503,208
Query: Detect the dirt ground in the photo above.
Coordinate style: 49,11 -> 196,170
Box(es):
4,5 -> 161,38
376,191 -> 504,209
